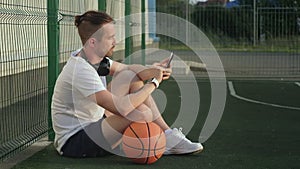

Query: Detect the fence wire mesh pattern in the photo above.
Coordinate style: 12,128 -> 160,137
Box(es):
0,0 -> 97,162
0,0 -> 48,162
157,1 -> 300,78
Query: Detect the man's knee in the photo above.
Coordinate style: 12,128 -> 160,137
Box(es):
108,70 -> 144,94
126,104 -> 153,122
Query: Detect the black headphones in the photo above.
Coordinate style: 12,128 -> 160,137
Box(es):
80,49 -> 110,76
97,57 -> 110,76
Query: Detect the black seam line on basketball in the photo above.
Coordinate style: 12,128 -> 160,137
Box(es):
145,122 -> 150,164
122,142 -> 165,151
154,130 -> 163,159
129,125 -> 145,157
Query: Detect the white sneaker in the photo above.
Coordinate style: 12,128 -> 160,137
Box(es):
164,128 -> 203,155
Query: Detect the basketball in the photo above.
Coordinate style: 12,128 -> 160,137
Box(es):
122,121 -> 166,164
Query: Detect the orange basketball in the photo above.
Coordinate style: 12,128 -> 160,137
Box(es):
122,121 -> 166,164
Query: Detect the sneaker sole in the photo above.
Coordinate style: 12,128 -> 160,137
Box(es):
163,147 -> 203,155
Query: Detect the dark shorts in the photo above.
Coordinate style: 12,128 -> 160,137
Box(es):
61,118 -> 117,158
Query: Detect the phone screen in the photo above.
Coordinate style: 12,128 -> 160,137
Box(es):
166,52 -> 174,68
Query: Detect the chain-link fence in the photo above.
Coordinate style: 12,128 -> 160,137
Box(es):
157,1 -> 300,79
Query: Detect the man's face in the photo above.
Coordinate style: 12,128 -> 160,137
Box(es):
95,23 -> 116,57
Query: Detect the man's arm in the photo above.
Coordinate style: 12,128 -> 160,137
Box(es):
109,60 -> 172,81
92,82 -> 156,117
90,66 -> 163,116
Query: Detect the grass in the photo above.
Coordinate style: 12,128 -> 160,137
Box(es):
10,79 -> 300,169
160,44 -> 300,53
159,37 -> 300,53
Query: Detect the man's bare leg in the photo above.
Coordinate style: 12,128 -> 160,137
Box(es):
102,70 -> 170,147
102,70 -> 203,155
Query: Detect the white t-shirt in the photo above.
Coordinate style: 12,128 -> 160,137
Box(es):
51,49 -> 113,154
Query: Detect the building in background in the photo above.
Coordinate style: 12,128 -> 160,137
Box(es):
189,0 -> 239,7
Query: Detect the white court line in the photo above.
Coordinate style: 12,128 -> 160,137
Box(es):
228,81 -> 300,111
295,82 -> 300,87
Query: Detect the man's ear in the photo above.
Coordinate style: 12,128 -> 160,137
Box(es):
87,38 -> 97,47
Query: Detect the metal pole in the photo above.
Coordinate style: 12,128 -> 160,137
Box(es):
98,0 -> 106,11
186,0 -> 189,44
141,0 -> 146,65
125,0 -> 132,64
253,0 -> 256,46
47,0 -> 59,141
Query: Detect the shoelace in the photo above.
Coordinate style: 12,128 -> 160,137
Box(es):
175,127 -> 186,139
178,127 -> 183,134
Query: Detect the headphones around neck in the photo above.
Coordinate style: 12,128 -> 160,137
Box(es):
80,49 -> 110,76
97,57 -> 110,76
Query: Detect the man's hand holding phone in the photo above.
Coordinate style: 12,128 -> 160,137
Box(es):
152,52 -> 174,80
165,52 -> 174,68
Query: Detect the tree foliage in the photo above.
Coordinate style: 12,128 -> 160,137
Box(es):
241,0 -> 300,7
157,0 -> 300,44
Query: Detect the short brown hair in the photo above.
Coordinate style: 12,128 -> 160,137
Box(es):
75,10 -> 114,45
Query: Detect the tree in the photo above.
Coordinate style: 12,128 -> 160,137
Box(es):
240,0 -> 300,7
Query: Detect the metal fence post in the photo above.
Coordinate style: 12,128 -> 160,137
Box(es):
47,0 -> 59,141
98,0 -> 106,11
141,0 -> 146,65
125,0 -> 132,63
253,0 -> 257,46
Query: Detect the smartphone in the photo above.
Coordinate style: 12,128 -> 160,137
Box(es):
166,52 -> 174,68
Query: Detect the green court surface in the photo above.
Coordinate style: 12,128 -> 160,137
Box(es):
11,79 -> 300,169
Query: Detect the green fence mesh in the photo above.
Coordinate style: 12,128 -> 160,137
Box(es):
0,0 -> 98,162
156,1 -> 300,79
0,0 -> 145,162
0,0 -> 49,161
